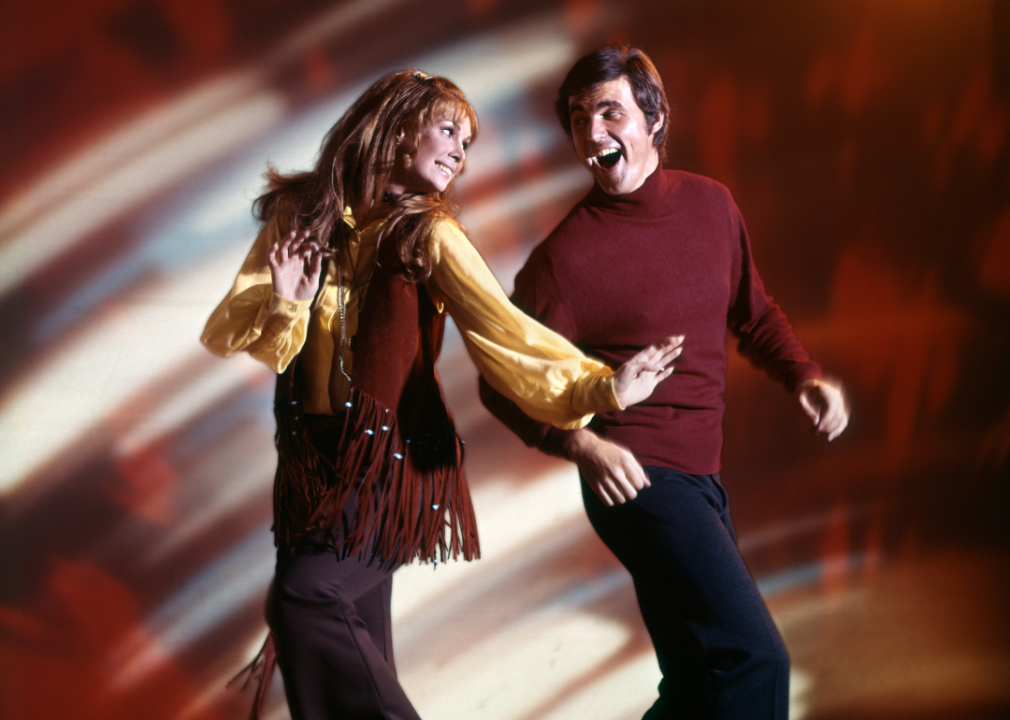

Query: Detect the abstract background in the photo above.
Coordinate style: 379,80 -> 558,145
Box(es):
1,1 -> 1008,718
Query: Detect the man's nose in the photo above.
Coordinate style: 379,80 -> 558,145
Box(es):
588,115 -> 607,140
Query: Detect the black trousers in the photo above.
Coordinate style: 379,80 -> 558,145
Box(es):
581,466 -> 789,720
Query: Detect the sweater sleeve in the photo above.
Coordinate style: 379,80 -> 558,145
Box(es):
726,204 -> 822,391
425,219 -> 621,429
200,215 -> 313,374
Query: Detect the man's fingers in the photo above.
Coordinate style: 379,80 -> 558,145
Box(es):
817,401 -> 839,432
595,481 -> 616,506
627,462 -> 649,490
799,391 -> 822,426
827,412 -> 849,441
822,405 -> 849,440
613,475 -> 637,503
800,383 -> 849,441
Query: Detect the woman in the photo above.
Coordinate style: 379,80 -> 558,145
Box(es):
202,69 -> 681,720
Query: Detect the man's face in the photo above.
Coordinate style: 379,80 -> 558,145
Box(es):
567,76 -> 662,196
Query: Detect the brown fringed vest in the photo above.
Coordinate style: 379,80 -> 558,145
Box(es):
271,224 -> 480,564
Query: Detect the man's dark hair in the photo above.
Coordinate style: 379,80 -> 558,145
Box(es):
555,44 -> 669,159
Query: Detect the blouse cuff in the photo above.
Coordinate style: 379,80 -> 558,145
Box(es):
571,371 -> 623,417
266,292 -> 311,319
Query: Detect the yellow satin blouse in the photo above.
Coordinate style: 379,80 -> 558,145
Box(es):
201,212 -> 621,429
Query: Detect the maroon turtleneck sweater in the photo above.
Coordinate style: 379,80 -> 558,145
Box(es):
479,167 -> 821,474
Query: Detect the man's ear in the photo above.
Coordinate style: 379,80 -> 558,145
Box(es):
649,112 -> 665,139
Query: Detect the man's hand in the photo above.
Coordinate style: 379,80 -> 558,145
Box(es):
612,335 -> 685,408
268,228 -> 326,301
797,378 -> 849,441
567,429 -> 649,506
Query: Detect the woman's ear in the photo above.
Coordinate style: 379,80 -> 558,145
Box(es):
395,126 -> 415,155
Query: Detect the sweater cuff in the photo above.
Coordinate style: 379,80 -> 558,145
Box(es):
785,364 -> 823,393
542,426 -> 578,459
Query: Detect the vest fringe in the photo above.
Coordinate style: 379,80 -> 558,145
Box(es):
272,363 -> 480,564
226,633 -> 276,720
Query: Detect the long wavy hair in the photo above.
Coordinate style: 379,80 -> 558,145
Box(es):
254,70 -> 478,282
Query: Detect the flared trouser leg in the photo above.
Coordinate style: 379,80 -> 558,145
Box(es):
582,467 -> 789,720
266,549 -> 420,720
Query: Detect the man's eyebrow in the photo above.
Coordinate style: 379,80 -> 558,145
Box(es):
569,98 -> 625,114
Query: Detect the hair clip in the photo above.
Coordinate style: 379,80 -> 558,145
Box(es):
412,70 -> 433,82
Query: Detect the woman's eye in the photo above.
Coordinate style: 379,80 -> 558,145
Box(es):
442,127 -> 454,137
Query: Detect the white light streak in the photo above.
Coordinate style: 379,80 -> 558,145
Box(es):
391,464 -> 587,622
0,88 -> 286,295
417,14 -> 579,109
402,610 -> 636,720
114,354 -> 268,457
108,525 -> 275,690
0,245 -> 251,495
463,165 -> 590,234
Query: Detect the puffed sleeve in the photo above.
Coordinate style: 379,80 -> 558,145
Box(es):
200,215 -> 313,373
425,219 -> 622,429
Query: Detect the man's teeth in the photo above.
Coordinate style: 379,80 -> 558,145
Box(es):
595,148 -> 621,169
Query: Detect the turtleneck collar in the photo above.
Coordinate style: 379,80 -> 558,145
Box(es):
584,164 -> 671,216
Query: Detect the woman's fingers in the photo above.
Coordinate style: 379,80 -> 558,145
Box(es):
632,335 -> 685,372
270,230 -> 320,267
650,335 -> 685,369
267,228 -> 326,301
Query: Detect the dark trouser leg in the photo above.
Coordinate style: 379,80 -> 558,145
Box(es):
581,467 -> 789,720
353,573 -> 397,675
266,549 -> 419,720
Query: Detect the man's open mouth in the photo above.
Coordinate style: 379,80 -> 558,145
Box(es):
595,148 -> 621,169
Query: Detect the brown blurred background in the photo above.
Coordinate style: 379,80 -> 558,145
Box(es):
1,1 -> 1008,719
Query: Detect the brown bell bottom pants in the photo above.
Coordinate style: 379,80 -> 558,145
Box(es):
265,415 -> 423,720
266,546 -> 421,720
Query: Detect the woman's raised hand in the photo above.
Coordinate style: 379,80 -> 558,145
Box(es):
267,229 -> 327,301
612,335 -> 685,408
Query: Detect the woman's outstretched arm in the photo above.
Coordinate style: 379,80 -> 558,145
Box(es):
426,219 -> 681,429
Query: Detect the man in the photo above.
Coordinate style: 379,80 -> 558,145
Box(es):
479,45 -> 848,719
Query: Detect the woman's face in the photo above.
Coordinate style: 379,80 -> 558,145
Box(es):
391,114 -> 472,195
